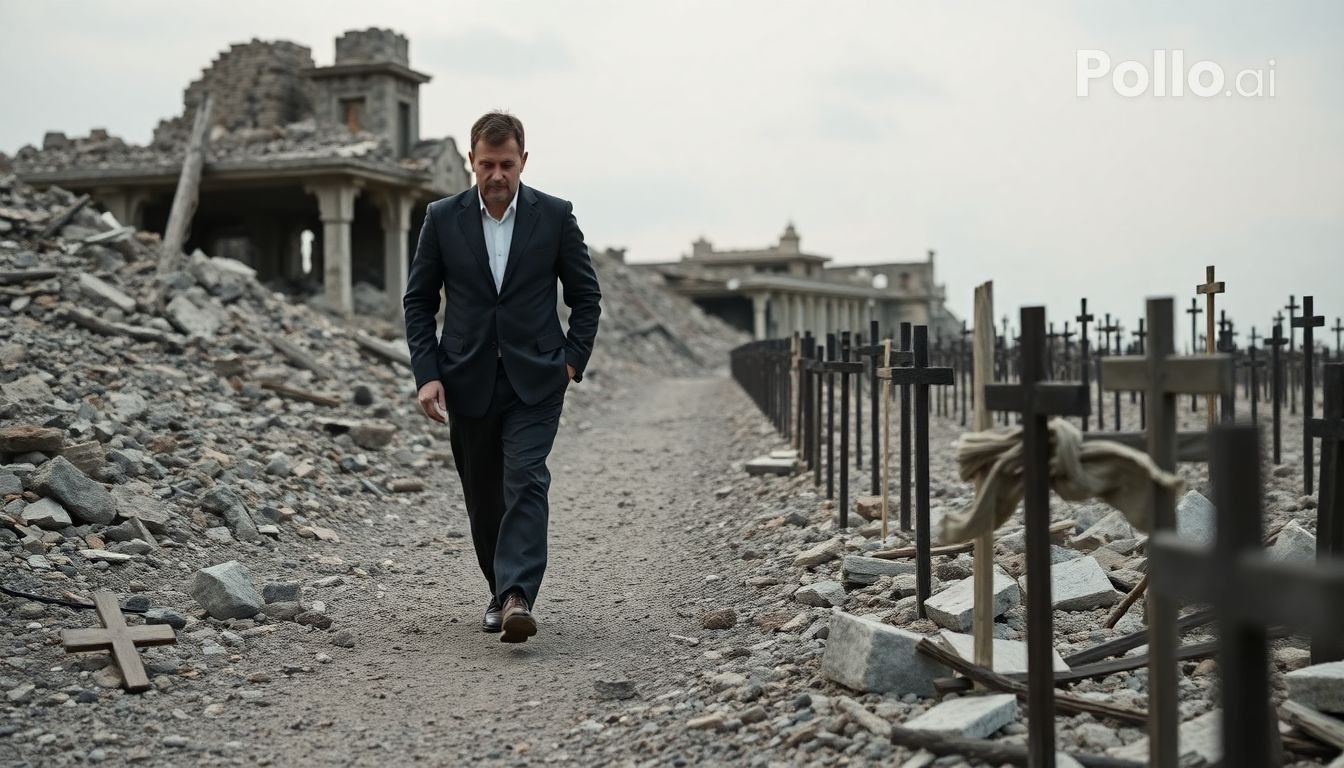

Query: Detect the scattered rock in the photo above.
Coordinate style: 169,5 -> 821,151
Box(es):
924,566 -> 1020,632
821,611 -> 948,696
190,561 -> 264,620
905,693 -> 1019,739
29,455 -> 116,524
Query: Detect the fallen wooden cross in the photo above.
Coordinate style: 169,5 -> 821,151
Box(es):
61,591 -> 176,692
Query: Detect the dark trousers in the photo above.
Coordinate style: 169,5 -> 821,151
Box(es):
447,357 -> 565,607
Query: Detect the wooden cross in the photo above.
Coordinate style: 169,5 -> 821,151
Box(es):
1238,344 -> 1265,424
897,322 -> 914,530
1266,322 -> 1288,464
854,322 -> 887,497
1310,363 -> 1344,662
877,335 -> 915,541
1186,298 -> 1203,413
1132,319 -> 1148,427
1196,266 -> 1226,428
1294,296 -> 1326,495
983,306 -> 1090,768
1334,317 -> 1343,357
1077,298 -> 1095,430
1098,315 -> 1122,431
1147,424 -> 1344,768
1097,297 -> 1232,767
1045,322 -> 1061,380
878,325 -> 952,617
821,333 -> 864,528
959,320 -> 973,426
1286,294 -> 1301,352
61,591 -> 176,692
1059,322 -> 1076,380
796,332 -> 813,463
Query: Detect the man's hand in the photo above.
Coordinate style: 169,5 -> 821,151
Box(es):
417,380 -> 447,423
566,363 -> 575,382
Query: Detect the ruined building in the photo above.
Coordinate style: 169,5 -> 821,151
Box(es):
632,223 -> 961,342
12,28 -> 469,318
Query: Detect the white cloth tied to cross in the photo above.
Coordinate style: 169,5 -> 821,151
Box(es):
941,418 -> 1183,545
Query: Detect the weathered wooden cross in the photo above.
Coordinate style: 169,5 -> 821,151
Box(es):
1147,424 -> 1344,768
61,591 -> 176,692
854,321 -> 886,496
898,322 -> 914,530
1239,341 -> 1265,424
1267,321 -> 1287,464
1187,297 -> 1203,412
1286,294 -> 1301,414
1132,319 -> 1147,427
1099,297 -> 1233,767
1334,317 -> 1343,357
878,325 -> 952,616
821,333 -> 864,527
1077,298 -> 1095,429
1310,363 -> 1344,662
1196,266 -> 1226,427
983,306 -> 1090,767
1294,296 -> 1326,495
959,320 -> 972,426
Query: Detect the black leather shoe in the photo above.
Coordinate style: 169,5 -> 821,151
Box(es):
482,597 -> 502,633
499,593 -> 537,643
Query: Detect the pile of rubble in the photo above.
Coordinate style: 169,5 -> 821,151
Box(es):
0,172 -> 742,720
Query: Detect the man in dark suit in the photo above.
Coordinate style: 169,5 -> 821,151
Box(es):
403,112 -> 602,643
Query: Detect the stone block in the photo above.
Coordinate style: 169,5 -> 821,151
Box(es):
1286,660 -> 1344,714
842,555 -> 916,585
21,497 -> 71,530
1267,521 -> 1316,563
793,538 -> 842,568
746,456 -> 796,476
924,566 -> 1020,632
190,561 -> 264,620
28,455 -> 116,524
935,630 -> 1069,675
905,693 -> 1018,739
1069,509 -> 1134,552
821,611 -> 947,696
1051,556 -> 1119,610
795,580 -> 847,607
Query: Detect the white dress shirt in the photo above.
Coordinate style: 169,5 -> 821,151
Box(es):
479,185 -> 519,293
480,185 -> 519,357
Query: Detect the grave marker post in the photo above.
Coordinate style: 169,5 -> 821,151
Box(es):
1267,323 -> 1287,464
1196,266 -> 1226,427
1294,296 -> 1326,495
1077,299 -> 1094,430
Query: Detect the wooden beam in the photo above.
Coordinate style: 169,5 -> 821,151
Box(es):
158,93 -> 213,274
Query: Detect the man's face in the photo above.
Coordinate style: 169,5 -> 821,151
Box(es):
470,138 -> 527,206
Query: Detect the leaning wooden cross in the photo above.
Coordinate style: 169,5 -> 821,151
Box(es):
61,591 -> 176,692
1147,424 -> 1344,768
1098,297 -> 1232,767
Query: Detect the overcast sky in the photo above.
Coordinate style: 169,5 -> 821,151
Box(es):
3,1 -> 1342,344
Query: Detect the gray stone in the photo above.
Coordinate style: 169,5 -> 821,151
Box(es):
842,555 -> 916,586
262,581 -> 300,604
1286,660 -> 1344,714
821,611 -> 948,696
1069,509 -> 1135,552
905,693 -> 1018,739
0,472 -> 21,497
80,549 -> 134,563
0,425 -> 63,454
349,422 -> 397,450
1,373 -> 53,403
1175,490 -> 1216,547
745,456 -> 797,476
1051,556 -> 1120,610
793,538 -> 842,568
594,678 -> 637,699
924,566 -> 1020,632
144,608 -> 187,630
204,526 -> 234,543
198,485 -> 260,543
263,602 -> 302,621
1112,708 -> 1220,764
190,561 -> 264,620
1267,521 -> 1317,563
166,294 -> 223,338
20,497 -> 71,530
29,456 -> 116,524
110,487 -> 171,533
795,580 -> 848,608
935,630 -> 1069,675
77,272 -> 138,313
104,516 -> 156,546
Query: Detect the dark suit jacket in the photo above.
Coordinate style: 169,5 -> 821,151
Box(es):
403,183 -> 602,419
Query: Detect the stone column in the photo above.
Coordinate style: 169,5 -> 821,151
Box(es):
752,292 -> 770,340
306,182 -> 361,316
805,295 -> 817,337
792,294 -> 804,334
375,190 -> 414,320
93,187 -> 151,229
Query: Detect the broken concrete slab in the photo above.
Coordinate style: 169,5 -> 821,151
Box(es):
794,581 -> 848,608
1267,520 -> 1317,563
191,560 -> 265,620
1111,708 -> 1220,764
77,272 -> 137,313
924,566 -> 1020,632
1051,555 -> 1120,610
793,538 -> 843,568
165,293 -> 225,338
745,456 -> 797,476
1286,660 -> 1344,714
28,455 -> 116,524
821,611 -> 948,696
904,693 -> 1019,739
842,555 -> 916,586
20,497 -> 72,530
935,630 -> 1069,675
1069,509 -> 1135,552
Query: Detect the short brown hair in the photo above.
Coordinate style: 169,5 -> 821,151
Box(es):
470,112 -> 525,154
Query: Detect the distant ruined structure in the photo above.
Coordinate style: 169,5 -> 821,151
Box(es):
633,223 -> 961,342
13,28 -> 470,318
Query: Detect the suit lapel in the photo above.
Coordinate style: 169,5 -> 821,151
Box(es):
455,188 -> 496,295
498,184 -> 539,296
